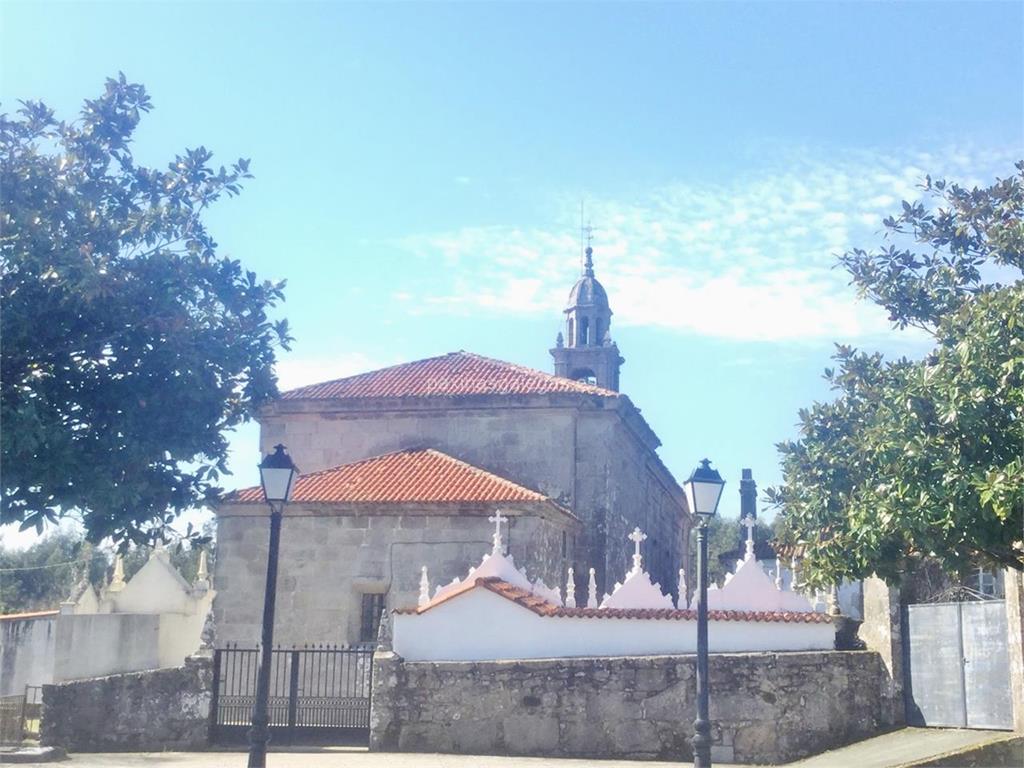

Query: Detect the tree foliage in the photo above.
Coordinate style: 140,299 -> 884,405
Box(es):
0,524 -> 215,614
768,163 -> 1024,586
691,515 -> 773,585
0,531 -> 108,613
1,76 -> 291,545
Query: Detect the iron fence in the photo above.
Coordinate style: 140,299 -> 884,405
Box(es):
210,644 -> 373,746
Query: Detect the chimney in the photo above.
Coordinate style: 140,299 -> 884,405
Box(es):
740,468 -> 757,520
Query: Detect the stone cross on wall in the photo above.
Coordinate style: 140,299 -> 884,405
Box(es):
488,511 -> 508,555
741,515 -> 757,559
628,527 -> 647,573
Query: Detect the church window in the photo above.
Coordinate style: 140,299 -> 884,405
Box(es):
567,318 -> 574,348
359,592 -> 386,643
595,319 -> 603,344
578,317 -> 589,346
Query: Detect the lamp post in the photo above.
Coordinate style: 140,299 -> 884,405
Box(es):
683,458 -> 726,768
248,444 -> 299,768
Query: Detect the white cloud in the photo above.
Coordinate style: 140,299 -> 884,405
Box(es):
395,145 -> 1020,342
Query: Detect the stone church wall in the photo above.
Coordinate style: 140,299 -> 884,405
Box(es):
213,507 -> 576,647
258,395 -> 687,597
370,650 -> 886,764
573,413 -> 686,598
259,402 -> 578,502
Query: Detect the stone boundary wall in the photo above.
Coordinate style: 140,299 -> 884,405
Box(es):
41,655 -> 212,751
371,650 -> 887,764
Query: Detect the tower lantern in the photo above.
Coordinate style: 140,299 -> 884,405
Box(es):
550,240 -> 623,390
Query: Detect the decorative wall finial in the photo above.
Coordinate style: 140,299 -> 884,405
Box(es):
487,510 -> 508,555
790,555 -> 800,591
109,554 -> 126,592
587,567 -> 598,608
418,566 -> 430,607
828,585 -> 841,616
628,527 -> 647,573
741,515 -> 757,560
678,568 -> 687,608
196,549 -> 210,582
774,564 -> 783,590
555,331 -> 564,348
564,568 -> 576,608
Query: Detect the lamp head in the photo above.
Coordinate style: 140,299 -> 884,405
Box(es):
683,458 -> 725,520
259,444 -> 299,504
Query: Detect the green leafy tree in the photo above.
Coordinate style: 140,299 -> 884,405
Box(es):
0,531 -> 109,613
691,515 -> 773,585
768,164 -> 1024,586
1,76 -> 291,546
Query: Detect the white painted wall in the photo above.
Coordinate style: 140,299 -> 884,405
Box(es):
4,550 -> 213,690
0,615 -> 56,696
52,613 -> 161,681
393,588 -> 835,662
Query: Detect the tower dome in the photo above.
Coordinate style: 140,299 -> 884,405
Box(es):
566,248 -> 610,311
550,244 -> 623,391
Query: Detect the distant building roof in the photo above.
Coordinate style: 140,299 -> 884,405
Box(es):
279,351 -> 619,401
0,609 -> 59,621
223,448 -> 568,510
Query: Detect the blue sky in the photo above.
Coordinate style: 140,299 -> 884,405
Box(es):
2,1 -> 1022,543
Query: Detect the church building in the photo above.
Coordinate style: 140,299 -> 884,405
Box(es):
213,246 -> 691,647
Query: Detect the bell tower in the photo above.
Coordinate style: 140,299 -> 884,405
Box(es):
550,242 -> 624,391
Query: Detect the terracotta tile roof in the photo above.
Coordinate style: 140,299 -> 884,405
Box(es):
0,609 -> 59,621
280,351 -> 618,401
224,449 -> 554,506
395,577 -> 833,625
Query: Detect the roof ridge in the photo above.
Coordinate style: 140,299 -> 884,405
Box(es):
222,446 -> 559,506
279,350 -> 620,400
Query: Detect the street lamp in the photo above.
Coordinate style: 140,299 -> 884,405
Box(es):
248,444 -> 299,768
683,458 -> 725,768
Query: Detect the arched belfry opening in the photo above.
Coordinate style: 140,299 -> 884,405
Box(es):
550,239 -> 624,391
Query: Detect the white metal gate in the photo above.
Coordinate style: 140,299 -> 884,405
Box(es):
903,600 -> 1013,730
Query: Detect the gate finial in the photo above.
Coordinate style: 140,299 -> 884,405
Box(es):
376,608 -> 392,651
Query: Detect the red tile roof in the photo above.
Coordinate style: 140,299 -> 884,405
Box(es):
395,577 -> 833,625
0,609 -> 59,621
280,351 -> 618,401
224,448 -> 555,506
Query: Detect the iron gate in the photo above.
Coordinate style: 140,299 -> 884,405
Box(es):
210,645 -> 374,746
903,600 -> 1013,730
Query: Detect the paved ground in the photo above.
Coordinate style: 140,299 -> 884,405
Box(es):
0,729 -> 1011,767
788,727 -> 1009,768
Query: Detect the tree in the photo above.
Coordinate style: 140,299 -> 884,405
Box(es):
690,515 -> 773,585
1,76 -> 291,546
0,522 -> 216,614
768,163 -> 1024,587
0,531 -> 108,613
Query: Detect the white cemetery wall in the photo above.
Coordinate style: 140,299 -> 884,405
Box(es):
393,587 -> 834,661
0,613 -> 56,695
52,614 -> 161,682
